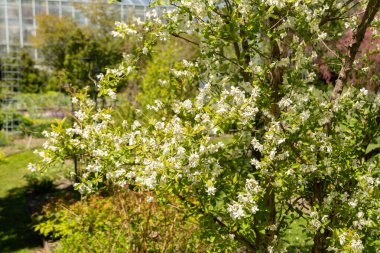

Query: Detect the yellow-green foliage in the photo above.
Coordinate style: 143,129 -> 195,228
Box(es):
0,151 -> 5,162
137,38 -> 199,116
113,38 -> 199,123
34,190 -> 216,252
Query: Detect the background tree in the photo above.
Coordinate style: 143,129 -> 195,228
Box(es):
113,37 -> 199,123
32,9 -> 128,96
18,51 -> 47,93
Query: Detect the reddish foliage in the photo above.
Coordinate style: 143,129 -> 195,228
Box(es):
316,22 -> 380,92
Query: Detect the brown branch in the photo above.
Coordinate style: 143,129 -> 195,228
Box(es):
175,194 -> 255,250
365,146 -> 380,161
170,33 -> 199,46
270,17 -> 285,30
319,0 -> 358,27
277,196 -> 305,236
224,0 -> 232,13
214,216 -> 255,250
320,3 -> 362,25
233,42 -> 241,60
211,7 -> 228,19
331,0 -> 380,103
320,39 -> 340,58
170,33 -> 241,67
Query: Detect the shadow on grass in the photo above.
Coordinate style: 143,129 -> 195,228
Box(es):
0,186 -> 42,252
286,245 -> 312,253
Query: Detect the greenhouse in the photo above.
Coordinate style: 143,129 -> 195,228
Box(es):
0,0 -> 158,58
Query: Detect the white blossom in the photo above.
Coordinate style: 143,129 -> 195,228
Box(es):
278,98 -> 292,108
359,88 -> 368,96
27,163 -> 37,172
206,184 -> 216,195
74,110 -> 87,121
251,138 -> 263,151
107,89 -> 116,100
227,202 -> 245,219
350,239 -> 364,251
339,232 -> 347,245
188,153 -> 200,168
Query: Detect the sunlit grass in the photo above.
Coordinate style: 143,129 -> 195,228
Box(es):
0,150 -> 42,252
0,150 -> 41,198
0,147 -> 73,252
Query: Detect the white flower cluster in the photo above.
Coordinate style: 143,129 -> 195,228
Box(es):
227,202 -> 245,220
111,21 -> 137,38
146,100 -> 163,112
227,178 -> 262,219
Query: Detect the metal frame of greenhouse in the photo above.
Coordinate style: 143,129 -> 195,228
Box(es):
0,0 -> 170,134
1,52 -> 22,136
0,0 -> 168,59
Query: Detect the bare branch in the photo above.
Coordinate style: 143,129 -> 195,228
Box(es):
320,39 -> 340,59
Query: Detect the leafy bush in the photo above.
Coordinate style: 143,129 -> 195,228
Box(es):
20,118 -> 57,137
11,92 -> 70,118
22,115 -> 33,126
24,172 -> 54,194
33,190 -> 232,252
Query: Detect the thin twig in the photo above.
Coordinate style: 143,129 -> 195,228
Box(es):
320,39 -> 340,59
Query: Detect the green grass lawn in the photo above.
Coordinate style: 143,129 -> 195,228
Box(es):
0,150 -> 41,198
0,150 -> 42,252
282,217 -> 313,252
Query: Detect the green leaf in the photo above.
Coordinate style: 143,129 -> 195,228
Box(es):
233,173 -> 238,184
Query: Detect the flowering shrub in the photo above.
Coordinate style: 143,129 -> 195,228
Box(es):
33,0 -> 380,251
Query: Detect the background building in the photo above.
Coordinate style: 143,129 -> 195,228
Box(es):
0,0 -> 168,135
0,0 -> 161,59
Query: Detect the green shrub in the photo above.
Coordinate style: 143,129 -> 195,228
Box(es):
34,190 -> 233,252
12,92 -> 70,118
21,114 -> 33,127
20,118 -> 56,137
24,172 -> 54,194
